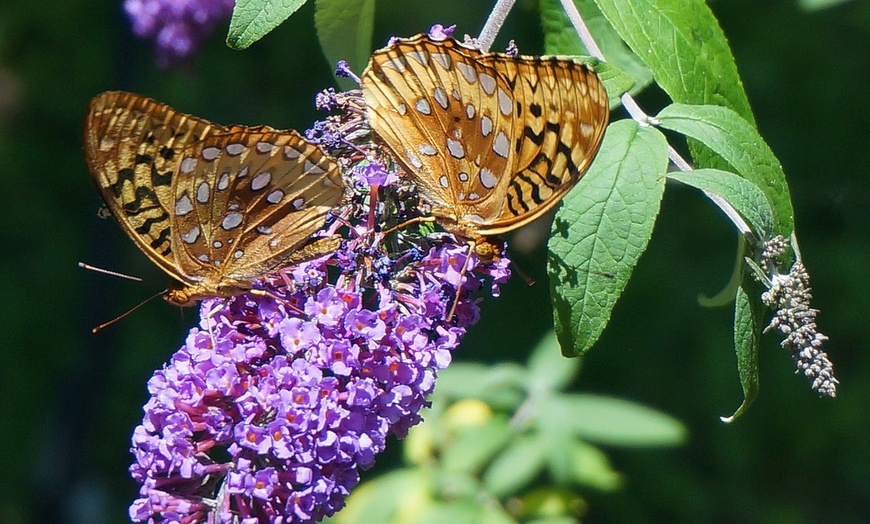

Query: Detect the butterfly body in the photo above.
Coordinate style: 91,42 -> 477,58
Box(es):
361,35 -> 609,247
85,91 -> 344,306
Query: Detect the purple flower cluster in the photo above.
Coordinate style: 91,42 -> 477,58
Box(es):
129,155 -> 510,522
124,0 -> 234,66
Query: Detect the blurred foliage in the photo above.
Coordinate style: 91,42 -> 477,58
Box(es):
325,335 -> 685,523
0,0 -> 868,523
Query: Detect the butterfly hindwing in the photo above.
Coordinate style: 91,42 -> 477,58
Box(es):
169,129 -> 344,283
478,54 -> 609,234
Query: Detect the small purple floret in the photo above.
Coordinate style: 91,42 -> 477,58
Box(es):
124,0 -> 234,67
429,24 -> 457,40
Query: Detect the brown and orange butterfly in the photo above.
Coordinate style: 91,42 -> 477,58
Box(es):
84,91 -> 344,306
361,35 -> 609,256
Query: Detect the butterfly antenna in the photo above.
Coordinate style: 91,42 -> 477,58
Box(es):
91,289 -> 167,333
78,262 -> 143,282
509,257 -> 536,287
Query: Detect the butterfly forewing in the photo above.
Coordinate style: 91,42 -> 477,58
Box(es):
361,35 -> 609,239
84,91 -> 345,305
85,91 -> 229,273
170,130 -> 344,282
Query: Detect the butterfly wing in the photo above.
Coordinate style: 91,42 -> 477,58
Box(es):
362,36 -> 518,235
84,91 -> 228,278
169,129 -> 344,286
361,35 -> 609,238
477,54 -> 609,235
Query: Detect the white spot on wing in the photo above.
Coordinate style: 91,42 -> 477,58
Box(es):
303,160 -> 325,175
458,172 -> 469,182
456,61 -> 477,83
439,175 -> 449,188
226,143 -> 247,156
407,49 -> 428,65
175,194 -> 193,215
480,116 -> 493,136
284,146 -> 301,159
468,192 -> 480,201
406,150 -> 423,169
196,181 -> 210,204
266,189 -> 284,204
497,89 -> 512,116
238,166 -> 249,178
213,240 -> 222,248
383,57 -> 406,72
217,172 -> 230,191
179,157 -> 197,174
415,98 -> 431,115
419,144 -> 437,156
466,104 -> 475,119
462,213 -> 485,224
181,226 -> 200,244
233,249 -> 244,259
256,141 -> 276,154
493,131 -> 509,158
479,168 -> 498,189
251,172 -> 271,191
291,197 -> 306,210
397,103 -> 407,115
201,146 -> 220,161
479,73 -> 496,95
431,52 -> 450,69
446,138 -> 464,159
256,225 -> 272,235
433,87 -> 448,109
222,212 -> 243,230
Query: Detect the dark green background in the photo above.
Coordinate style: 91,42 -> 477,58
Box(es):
0,0 -> 866,522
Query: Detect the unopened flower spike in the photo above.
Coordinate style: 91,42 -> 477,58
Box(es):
751,235 -> 838,398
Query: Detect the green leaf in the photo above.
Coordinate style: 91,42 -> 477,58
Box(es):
721,279 -> 763,422
543,394 -> 687,447
527,333 -> 581,394
436,362 -> 526,409
416,502 -> 485,524
440,416 -> 513,475
667,168 -> 774,238
592,0 -> 759,182
566,439 -> 622,490
334,468 -> 428,523
592,0 -> 753,123
541,0 -> 653,102
549,120 -> 669,356
227,0 -> 308,50
314,0 -> 375,91
656,103 -> 794,235
482,434 -> 548,497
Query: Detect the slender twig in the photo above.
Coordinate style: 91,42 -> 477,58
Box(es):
477,0 -> 516,52
559,0 -> 754,241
